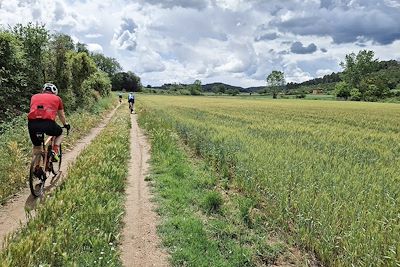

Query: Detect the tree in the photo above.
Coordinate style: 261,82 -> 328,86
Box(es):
266,70 -> 285,98
227,88 -> 240,96
81,71 -> 112,99
0,31 -> 26,89
111,71 -> 142,92
69,52 -> 97,107
189,80 -> 202,95
12,23 -> 49,90
340,50 -> 378,89
334,81 -> 351,99
90,53 -> 122,78
47,33 -> 75,91
76,42 -> 89,54
0,31 -> 27,120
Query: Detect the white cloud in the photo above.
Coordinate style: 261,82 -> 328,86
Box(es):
87,43 -> 103,53
0,0 -> 399,87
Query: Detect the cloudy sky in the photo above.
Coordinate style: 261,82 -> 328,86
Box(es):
1,0 -> 400,87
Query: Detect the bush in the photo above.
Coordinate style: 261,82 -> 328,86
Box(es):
350,88 -> 362,101
202,191 -> 223,213
59,87 -> 77,111
82,71 -> 112,97
335,81 -> 351,99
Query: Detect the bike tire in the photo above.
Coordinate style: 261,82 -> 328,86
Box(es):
29,154 -> 46,197
51,145 -> 62,175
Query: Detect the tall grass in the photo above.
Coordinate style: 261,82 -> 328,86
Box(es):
0,105 -> 130,266
138,95 -> 400,266
0,96 -> 117,204
137,108 -> 292,266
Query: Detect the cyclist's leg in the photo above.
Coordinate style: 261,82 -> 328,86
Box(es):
28,120 -> 43,164
42,120 -> 63,148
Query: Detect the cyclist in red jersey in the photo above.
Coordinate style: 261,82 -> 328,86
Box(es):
28,83 -> 70,161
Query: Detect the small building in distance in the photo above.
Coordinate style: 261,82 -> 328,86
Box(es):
312,89 -> 323,95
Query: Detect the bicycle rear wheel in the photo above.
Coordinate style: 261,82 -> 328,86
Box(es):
29,154 -> 46,197
50,145 -> 62,175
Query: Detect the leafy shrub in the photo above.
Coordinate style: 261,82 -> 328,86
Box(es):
295,93 -> 306,99
82,71 -> 112,97
335,81 -> 351,99
350,88 -> 362,101
202,191 -> 223,213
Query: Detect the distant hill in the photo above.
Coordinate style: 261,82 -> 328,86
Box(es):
149,60 -> 399,95
201,82 -> 243,92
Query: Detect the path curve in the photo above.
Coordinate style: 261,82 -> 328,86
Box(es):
0,106 -> 118,249
120,113 -> 169,267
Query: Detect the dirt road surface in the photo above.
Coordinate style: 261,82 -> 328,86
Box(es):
0,106 -> 118,249
120,113 -> 169,267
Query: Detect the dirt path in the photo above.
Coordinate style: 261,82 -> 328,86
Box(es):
120,114 -> 169,267
0,106 -> 118,249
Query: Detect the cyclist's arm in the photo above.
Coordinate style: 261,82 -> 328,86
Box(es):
57,109 -> 67,125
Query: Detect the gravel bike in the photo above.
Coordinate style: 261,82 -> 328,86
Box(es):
29,126 -> 69,197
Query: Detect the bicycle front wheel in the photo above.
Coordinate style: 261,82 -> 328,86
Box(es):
50,145 -> 62,175
29,154 -> 46,197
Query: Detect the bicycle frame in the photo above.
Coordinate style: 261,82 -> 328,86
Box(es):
44,136 -> 55,171
35,135 -> 55,173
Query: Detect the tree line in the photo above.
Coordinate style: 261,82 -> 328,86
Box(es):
0,23 -> 142,123
335,51 -> 400,101
265,50 -> 400,101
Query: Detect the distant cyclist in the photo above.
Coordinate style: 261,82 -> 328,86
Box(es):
118,93 -> 122,104
27,83 -> 70,162
128,92 -> 135,113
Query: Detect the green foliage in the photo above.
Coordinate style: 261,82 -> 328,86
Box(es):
75,42 -> 89,54
111,71 -> 142,92
227,88 -> 240,96
12,23 -> 49,89
202,191 -> 223,213
0,31 -> 26,88
0,24 -> 129,121
334,81 -> 351,99
266,70 -> 285,98
0,31 -> 28,121
82,71 -> 112,97
189,80 -> 203,95
340,50 -> 378,89
47,33 -> 74,91
349,88 -> 362,101
212,84 -> 226,94
69,52 -> 97,107
90,53 -> 122,78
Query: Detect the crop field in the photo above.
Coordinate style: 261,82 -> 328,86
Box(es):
138,95 -> 400,266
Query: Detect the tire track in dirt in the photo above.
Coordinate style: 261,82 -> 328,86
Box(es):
0,105 -> 119,249
120,113 -> 169,267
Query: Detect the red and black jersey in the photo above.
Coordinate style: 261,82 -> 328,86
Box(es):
28,92 -> 64,121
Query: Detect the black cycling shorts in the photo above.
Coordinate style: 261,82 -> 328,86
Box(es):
128,99 -> 135,103
28,120 -> 63,146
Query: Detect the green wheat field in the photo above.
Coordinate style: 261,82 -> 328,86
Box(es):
139,95 -> 400,266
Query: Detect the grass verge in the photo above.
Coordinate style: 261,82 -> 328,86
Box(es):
0,104 -> 130,266
137,105 -> 312,267
0,96 -> 117,204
